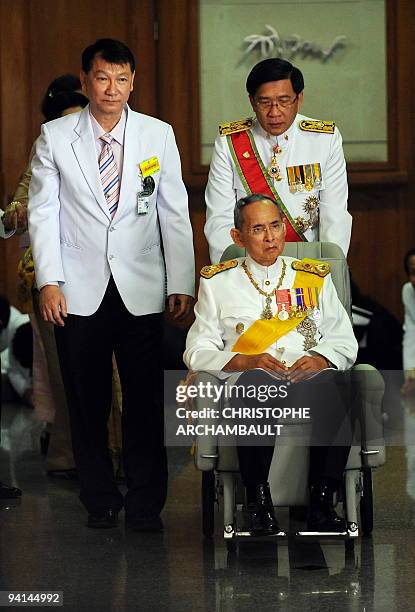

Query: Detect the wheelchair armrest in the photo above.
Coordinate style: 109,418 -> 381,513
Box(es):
193,416 -> 218,471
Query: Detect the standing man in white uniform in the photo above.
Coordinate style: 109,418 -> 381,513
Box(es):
186,194 -> 357,533
28,39 -> 195,531
205,58 -> 351,262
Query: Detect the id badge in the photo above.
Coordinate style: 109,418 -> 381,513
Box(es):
137,194 -> 149,215
136,176 -> 155,215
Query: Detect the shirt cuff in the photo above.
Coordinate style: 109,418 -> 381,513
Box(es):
309,350 -> 338,369
38,281 -> 59,290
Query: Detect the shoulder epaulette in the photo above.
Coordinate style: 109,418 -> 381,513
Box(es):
219,117 -> 253,137
291,258 -> 330,277
200,259 -> 238,279
299,119 -> 335,134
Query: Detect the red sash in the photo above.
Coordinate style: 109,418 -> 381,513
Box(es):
228,130 -> 306,242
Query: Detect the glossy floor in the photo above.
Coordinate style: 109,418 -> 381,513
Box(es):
1,401 -> 415,612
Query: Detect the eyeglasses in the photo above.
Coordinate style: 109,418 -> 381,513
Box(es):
255,95 -> 298,111
248,221 -> 285,236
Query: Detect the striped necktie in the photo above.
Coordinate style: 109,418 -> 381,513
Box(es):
99,133 -> 119,217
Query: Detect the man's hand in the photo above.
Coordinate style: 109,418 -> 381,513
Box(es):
223,352 -> 288,376
287,354 -> 330,383
40,286 -> 67,326
168,294 -> 193,320
3,202 -> 28,233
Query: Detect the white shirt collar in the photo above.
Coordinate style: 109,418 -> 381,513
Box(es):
244,254 -> 284,280
89,106 -> 127,145
252,113 -> 299,145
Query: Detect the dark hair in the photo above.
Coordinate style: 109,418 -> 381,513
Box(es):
12,322 -> 33,370
246,58 -> 304,97
0,295 -> 11,330
234,194 -> 282,229
43,91 -> 88,123
81,38 -> 135,74
41,74 -> 81,119
404,248 -> 415,275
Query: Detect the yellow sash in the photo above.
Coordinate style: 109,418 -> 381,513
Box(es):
231,268 -> 324,354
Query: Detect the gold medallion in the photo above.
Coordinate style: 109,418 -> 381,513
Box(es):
268,141 -> 283,180
262,296 -> 273,320
267,159 -> 282,181
242,260 -> 287,320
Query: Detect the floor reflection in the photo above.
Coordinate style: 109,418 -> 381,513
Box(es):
200,537 -> 374,611
1,401 -> 415,611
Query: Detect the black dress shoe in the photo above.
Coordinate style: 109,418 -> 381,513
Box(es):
307,507 -> 347,532
87,509 -> 118,529
125,515 -> 163,533
256,483 -> 280,534
307,483 -> 347,533
47,468 -> 78,480
245,483 -> 279,535
244,502 -> 265,534
0,482 -> 22,499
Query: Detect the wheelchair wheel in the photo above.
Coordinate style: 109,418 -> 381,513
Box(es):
202,471 -> 215,538
360,468 -> 374,535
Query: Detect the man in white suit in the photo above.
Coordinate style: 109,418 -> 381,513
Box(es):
28,39 -> 195,531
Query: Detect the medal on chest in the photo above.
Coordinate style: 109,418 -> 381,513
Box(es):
242,259 -> 287,320
267,143 -> 283,181
276,286 -> 321,321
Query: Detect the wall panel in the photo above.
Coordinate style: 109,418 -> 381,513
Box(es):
0,0 -> 31,299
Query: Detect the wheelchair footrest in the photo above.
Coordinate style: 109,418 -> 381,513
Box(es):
224,524 -> 287,539
296,523 -> 359,539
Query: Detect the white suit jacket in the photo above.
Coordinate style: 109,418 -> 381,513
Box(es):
205,114 -> 351,262
184,256 -> 357,374
28,105 -> 195,316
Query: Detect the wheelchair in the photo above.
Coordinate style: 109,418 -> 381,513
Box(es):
194,242 -> 386,548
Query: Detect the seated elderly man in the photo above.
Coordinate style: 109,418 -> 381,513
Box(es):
184,194 -> 358,535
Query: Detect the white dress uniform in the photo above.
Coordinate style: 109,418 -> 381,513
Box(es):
402,281 -> 415,371
205,114 -> 351,262
184,255 -> 357,374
